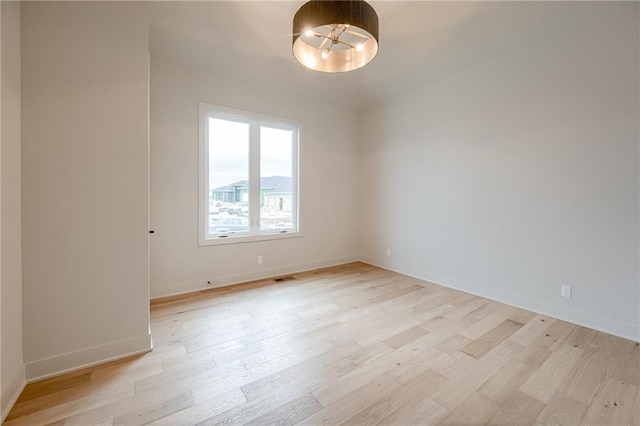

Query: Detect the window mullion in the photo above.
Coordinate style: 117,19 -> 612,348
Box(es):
249,122 -> 261,233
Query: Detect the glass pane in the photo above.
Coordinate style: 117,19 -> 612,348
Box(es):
208,117 -> 250,235
260,126 -> 294,231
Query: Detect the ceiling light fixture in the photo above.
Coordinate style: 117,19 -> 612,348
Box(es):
292,0 -> 379,73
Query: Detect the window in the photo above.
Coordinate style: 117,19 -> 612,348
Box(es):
199,102 -> 300,245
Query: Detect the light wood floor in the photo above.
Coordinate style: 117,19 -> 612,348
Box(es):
5,262 -> 639,425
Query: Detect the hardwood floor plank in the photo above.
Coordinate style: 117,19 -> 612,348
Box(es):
565,325 -> 597,350
135,357 -> 244,395
431,351 -> 476,380
510,315 -> 555,346
378,397 -> 448,426
478,359 -> 534,404
533,392 -> 587,426
354,305 -> 451,348
15,373 -> 91,404
342,369 -> 448,425
629,385 -> 640,425
420,312 -> 475,333
160,349 -> 219,372
21,356 -> 167,423
297,375 -> 400,425
42,419 -> 68,426
212,338 -> 294,367
508,309 -> 537,325
519,344 -> 583,403
6,377 -> 133,423
459,306 -> 518,340
310,347 -> 411,406
194,391 -> 298,426
60,387 -> 191,426
244,393 -> 322,426
312,323 -> 464,406
385,347 -> 450,385
460,319 -> 524,359
145,387 -> 246,425
347,342 -> 393,368
411,288 -> 465,315
531,320 -> 576,351
240,342 -> 363,402
190,341 -> 337,404
559,346 -> 614,405
5,263 -> 638,426
435,333 -> 473,354
442,297 -> 488,320
610,339 -> 640,386
515,344 -> 552,369
4,386 -> 135,426
467,300 -> 502,320
239,344 -> 296,370
431,339 -> 523,411
383,321 -> 442,349
370,283 -> 425,303
487,390 -> 545,425
580,376 -> 638,425
438,391 -> 500,425
112,392 -> 194,426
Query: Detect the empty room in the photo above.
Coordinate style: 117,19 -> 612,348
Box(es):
1,0 -> 638,425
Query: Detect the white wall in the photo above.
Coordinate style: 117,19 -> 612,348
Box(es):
21,2 -> 151,380
359,2 -> 640,341
150,58 -> 359,298
1,0 -> 24,419
0,0 -> 3,414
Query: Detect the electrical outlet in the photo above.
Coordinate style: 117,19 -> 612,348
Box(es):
258,256 -> 263,264
386,248 -> 392,256
561,285 -> 572,298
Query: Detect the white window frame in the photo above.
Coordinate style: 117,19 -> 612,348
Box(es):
199,102 -> 302,246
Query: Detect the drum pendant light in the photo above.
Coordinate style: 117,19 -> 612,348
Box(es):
292,0 -> 379,73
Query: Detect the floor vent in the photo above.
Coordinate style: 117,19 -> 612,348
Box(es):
274,276 -> 296,282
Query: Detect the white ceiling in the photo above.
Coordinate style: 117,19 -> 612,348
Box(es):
149,1 -> 591,110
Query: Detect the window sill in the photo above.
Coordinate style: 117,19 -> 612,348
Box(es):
199,231 -> 303,247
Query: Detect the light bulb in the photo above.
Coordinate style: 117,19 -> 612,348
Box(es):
321,50 -> 329,60
304,28 -> 314,37
303,54 -> 316,68
355,44 -> 364,52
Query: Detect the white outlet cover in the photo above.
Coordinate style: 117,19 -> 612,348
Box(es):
561,285 -> 572,298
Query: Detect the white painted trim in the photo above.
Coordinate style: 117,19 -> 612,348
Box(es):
25,333 -> 152,382
200,230 -> 303,246
360,256 -> 640,343
1,365 -> 25,423
151,255 -> 358,299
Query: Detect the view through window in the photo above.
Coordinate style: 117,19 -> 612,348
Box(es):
200,103 -> 299,244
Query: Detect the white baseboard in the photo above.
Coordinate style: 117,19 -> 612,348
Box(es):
151,255 -> 359,299
360,256 -> 640,343
1,365 -> 26,422
25,333 -> 152,382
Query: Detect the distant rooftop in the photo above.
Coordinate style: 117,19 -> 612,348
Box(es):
213,176 -> 292,193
